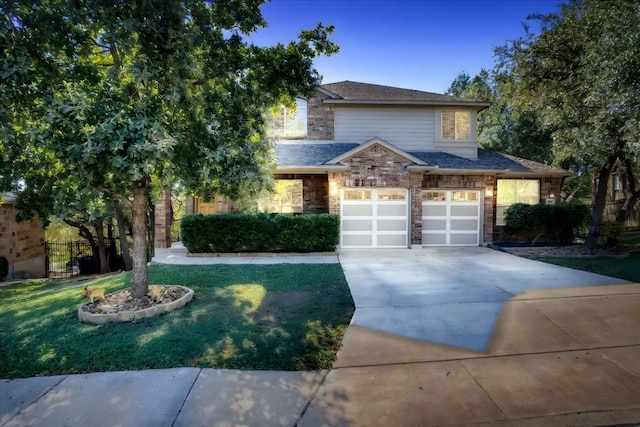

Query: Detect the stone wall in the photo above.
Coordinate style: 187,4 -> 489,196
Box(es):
0,199 -> 46,280
274,174 -> 329,214
154,190 -> 172,249
306,96 -> 334,140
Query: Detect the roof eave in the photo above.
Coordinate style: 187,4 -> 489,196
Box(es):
323,99 -> 491,108
274,165 -> 349,174
424,168 -> 571,177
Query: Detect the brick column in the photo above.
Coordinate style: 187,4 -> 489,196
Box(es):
410,172 -> 424,247
154,190 -> 172,249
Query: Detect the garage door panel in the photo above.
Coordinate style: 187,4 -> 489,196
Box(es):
342,234 -> 373,247
343,205 -> 373,216
450,233 -> 479,245
451,205 -> 479,216
423,219 -> 446,230
341,188 -> 408,248
377,204 -> 406,216
422,190 -> 480,246
423,233 -> 447,245
377,234 -> 408,247
423,205 -> 447,216
342,219 -> 372,232
377,219 -> 407,232
451,219 -> 479,231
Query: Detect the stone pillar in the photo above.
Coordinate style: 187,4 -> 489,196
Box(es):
154,190 -> 172,249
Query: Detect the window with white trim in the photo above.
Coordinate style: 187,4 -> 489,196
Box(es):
496,179 -> 540,226
258,180 -> 303,214
442,111 -> 470,140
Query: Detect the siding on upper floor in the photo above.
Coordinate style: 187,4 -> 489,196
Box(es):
333,106 -> 435,151
332,105 -> 479,159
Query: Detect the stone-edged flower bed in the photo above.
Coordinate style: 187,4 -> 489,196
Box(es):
78,285 -> 194,324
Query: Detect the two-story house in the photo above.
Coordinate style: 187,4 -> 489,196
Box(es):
155,81 -> 570,249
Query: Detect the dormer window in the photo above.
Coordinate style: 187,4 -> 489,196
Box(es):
441,111 -> 470,140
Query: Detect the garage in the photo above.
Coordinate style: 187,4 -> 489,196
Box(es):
340,188 -> 408,248
422,190 -> 481,246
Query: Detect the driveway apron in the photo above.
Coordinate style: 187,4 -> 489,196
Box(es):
337,247 -> 629,351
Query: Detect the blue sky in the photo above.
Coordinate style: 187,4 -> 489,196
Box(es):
251,0 -> 562,93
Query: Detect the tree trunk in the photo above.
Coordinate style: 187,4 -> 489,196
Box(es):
114,199 -> 133,271
94,217 -> 110,274
131,181 -> 149,298
615,158 -> 640,223
583,157 -> 617,250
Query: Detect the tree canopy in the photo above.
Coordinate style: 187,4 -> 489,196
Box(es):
1,0 -> 338,296
451,0 -> 640,248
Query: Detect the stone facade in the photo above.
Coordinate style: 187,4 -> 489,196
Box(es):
306,96 -> 334,140
273,173 -> 329,214
154,190 -> 173,249
0,199 -> 46,280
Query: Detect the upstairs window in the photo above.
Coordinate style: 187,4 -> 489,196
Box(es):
258,180 -> 303,214
442,111 -> 470,140
265,98 -> 307,138
496,179 -> 540,226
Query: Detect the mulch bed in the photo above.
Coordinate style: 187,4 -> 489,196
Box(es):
80,285 -> 188,314
495,243 -> 640,258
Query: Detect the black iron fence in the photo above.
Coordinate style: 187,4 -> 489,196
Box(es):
45,239 -> 123,278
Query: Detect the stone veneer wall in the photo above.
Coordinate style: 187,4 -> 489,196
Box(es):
306,96 -> 334,140
274,174 -> 329,214
0,200 -> 46,279
154,190 -> 172,249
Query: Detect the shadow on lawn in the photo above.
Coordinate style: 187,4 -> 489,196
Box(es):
0,264 -> 354,378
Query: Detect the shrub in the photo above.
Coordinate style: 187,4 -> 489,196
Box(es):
599,221 -> 625,245
181,213 -> 340,253
504,202 -> 589,243
0,256 -> 8,281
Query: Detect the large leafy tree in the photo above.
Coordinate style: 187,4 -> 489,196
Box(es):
492,0 -> 640,249
447,70 -> 555,166
1,0 -> 337,297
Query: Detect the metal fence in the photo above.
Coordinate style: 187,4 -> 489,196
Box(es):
45,239 -> 123,278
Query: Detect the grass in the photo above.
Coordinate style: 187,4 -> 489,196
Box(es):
619,230 -> 640,245
0,264 -> 354,379
540,252 -> 640,282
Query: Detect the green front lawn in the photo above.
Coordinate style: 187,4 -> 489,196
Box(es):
0,264 -> 354,379
540,252 -> 640,282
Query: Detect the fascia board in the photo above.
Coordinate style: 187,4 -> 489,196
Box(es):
322,99 -> 491,109
275,165 -> 349,174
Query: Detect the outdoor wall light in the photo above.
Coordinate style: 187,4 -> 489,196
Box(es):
484,186 -> 494,198
329,181 -> 338,196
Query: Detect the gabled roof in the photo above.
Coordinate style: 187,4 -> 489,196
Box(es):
319,81 -> 490,109
274,141 -> 570,177
326,137 -> 429,166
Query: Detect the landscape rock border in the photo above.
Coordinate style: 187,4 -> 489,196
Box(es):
78,285 -> 194,324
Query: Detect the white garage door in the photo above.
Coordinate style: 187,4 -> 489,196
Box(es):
341,188 -> 408,248
422,190 -> 480,246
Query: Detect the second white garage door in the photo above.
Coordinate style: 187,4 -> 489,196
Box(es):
341,188 -> 408,248
422,190 -> 481,246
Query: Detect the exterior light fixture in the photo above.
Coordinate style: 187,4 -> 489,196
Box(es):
484,186 -> 494,198
329,181 -> 338,196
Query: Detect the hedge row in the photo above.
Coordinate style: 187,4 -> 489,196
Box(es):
181,213 -> 340,253
504,202 -> 590,242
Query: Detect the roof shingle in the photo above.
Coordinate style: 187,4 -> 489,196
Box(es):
320,81 -> 489,107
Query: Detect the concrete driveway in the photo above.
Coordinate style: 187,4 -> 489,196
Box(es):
338,246 -> 630,351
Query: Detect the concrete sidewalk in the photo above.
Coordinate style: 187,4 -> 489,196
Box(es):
2,248 -> 639,426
